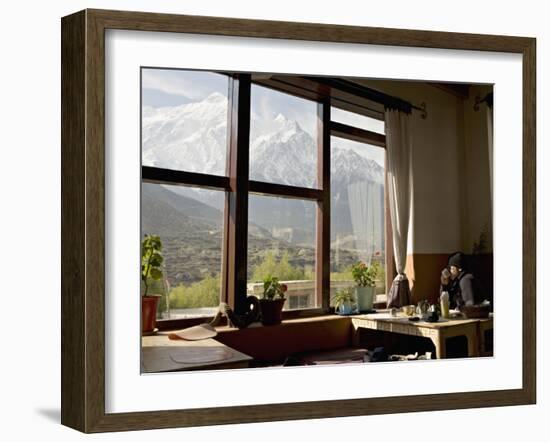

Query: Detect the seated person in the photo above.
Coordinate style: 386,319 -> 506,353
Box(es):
440,252 -> 481,310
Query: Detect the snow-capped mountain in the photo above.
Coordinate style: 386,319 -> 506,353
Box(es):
249,113 -> 317,188
142,92 -> 228,176
143,92 -> 383,188
142,92 -> 385,244
330,144 -> 383,188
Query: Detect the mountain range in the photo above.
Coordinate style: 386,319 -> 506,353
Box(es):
141,93 -> 385,284
143,92 -> 383,187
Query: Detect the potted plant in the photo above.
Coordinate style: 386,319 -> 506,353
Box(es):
259,276 -> 287,326
141,234 -> 164,333
332,287 -> 356,315
351,261 -> 378,312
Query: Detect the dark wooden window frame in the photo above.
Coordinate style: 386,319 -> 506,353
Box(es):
142,71 -> 393,325
328,118 -> 395,294
142,73 -> 335,323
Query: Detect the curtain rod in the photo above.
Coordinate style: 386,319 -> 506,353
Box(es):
302,77 -> 427,119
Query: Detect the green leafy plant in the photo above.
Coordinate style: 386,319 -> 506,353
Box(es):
351,261 -> 377,287
262,275 -> 288,300
331,287 -> 355,309
141,234 -> 164,297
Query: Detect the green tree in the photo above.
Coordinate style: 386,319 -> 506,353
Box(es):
277,252 -> 305,280
251,251 -> 277,282
168,275 -> 220,309
330,265 -> 354,281
251,251 -> 306,282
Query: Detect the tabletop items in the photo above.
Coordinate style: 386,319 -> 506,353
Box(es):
395,297 -> 491,323
462,301 -> 491,319
398,301 -> 443,322
440,291 -> 450,319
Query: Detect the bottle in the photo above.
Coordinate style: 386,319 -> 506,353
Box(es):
440,291 -> 450,319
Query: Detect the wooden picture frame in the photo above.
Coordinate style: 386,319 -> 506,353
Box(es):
61,8 -> 536,433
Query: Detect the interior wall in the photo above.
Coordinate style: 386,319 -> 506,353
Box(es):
358,79 -> 492,302
358,79 -> 465,253
462,84 -> 494,253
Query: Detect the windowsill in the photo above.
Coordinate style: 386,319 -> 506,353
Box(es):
156,294 -> 388,332
213,313 -> 350,334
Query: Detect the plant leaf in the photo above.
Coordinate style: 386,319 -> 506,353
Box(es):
150,268 -> 163,280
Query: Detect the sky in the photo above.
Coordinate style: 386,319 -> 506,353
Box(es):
141,67 -> 385,167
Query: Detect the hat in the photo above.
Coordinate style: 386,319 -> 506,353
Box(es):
448,252 -> 466,269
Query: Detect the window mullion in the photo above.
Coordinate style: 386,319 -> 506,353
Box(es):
224,74 -> 251,314
330,122 -> 386,148
316,99 -> 331,309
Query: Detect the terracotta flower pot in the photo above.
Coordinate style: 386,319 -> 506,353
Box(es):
142,295 -> 161,333
259,298 -> 286,326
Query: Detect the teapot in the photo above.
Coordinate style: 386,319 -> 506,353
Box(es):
425,303 -> 440,322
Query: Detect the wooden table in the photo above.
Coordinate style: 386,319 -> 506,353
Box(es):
351,311 -> 493,359
141,334 -> 253,373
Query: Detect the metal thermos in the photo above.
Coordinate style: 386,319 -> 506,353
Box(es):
440,291 -> 450,319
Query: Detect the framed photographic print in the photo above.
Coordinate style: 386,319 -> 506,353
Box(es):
61,8 -> 536,433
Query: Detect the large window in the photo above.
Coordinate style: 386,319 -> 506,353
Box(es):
330,136 -> 386,298
330,104 -> 388,301
141,183 -> 225,319
249,85 -> 318,188
141,69 -> 388,322
247,85 -> 320,311
248,194 -> 317,310
141,68 -> 230,319
142,69 -> 229,176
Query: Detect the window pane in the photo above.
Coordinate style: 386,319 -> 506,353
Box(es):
249,85 -> 318,188
141,182 -> 225,319
330,137 -> 386,303
331,107 -> 385,134
141,69 -> 229,176
248,194 -> 318,310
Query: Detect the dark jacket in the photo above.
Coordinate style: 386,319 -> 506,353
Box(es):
440,270 -> 479,310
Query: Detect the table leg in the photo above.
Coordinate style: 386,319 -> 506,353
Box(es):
466,329 -> 479,357
432,333 -> 446,359
351,323 -> 361,347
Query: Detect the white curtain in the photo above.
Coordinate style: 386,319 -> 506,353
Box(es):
385,109 -> 413,278
348,180 -> 384,265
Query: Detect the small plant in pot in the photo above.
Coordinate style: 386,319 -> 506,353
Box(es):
332,287 -> 356,315
259,276 -> 287,326
351,261 -> 378,312
141,234 -> 164,334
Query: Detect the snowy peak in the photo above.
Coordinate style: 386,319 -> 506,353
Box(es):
331,144 -> 384,185
142,93 -> 383,187
274,113 -> 286,123
273,113 -> 302,135
204,91 -> 226,103
142,92 -> 228,175
249,114 -> 316,188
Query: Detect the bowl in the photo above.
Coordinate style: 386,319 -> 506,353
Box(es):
402,305 -> 416,316
462,304 -> 491,319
